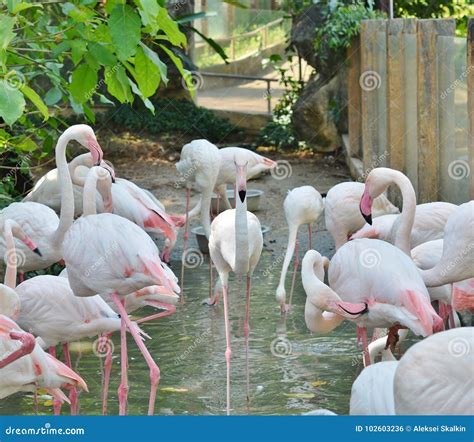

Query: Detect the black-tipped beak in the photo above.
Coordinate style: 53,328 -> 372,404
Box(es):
359,203 -> 372,225
339,302 -> 368,316
32,248 -> 42,257
238,190 -> 246,203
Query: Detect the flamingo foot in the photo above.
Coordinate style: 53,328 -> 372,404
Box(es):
384,324 -> 406,353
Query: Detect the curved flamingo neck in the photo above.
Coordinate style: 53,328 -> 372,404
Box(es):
82,169 -> 101,216
3,221 -> 17,289
388,170 -> 416,255
234,192 -> 249,275
52,133 -> 74,245
276,224 -> 298,299
69,153 -> 95,187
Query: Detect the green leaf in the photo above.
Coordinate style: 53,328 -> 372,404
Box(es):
104,65 -> 133,103
0,80 -> 25,126
12,2 -> 42,14
139,42 -> 168,85
109,4 -> 141,61
88,42 -> 117,66
83,102 -> 95,123
15,137 -> 38,152
69,63 -> 98,104
128,78 -> 155,114
191,27 -> 228,64
44,87 -> 62,106
175,12 -> 216,25
156,7 -> 186,48
20,85 -> 49,121
0,14 -> 16,67
136,0 -> 159,27
222,0 -> 248,8
134,46 -> 160,97
69,40 -> 88,65
159,45 -> 190,91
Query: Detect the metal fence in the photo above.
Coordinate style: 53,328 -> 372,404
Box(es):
346,18 -> 473,204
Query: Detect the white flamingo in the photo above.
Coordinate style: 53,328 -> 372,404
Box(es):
208,159 -> 263,415
324,181 -> 399,250
0,125 -> 103,275
276,186 -> 324,313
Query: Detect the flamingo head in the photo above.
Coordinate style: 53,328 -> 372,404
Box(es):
234,158 -> 248,203
361,168 -> 395,225
66,124 -> 103,165
93,166 -> 114,213
2,219 -> 42,256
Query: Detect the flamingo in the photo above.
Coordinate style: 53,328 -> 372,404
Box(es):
276,186 -> 324,313
23,152 -> 109,217
214,147 -> 276,210
324,181 -> 399,250
350,201 -> 457,248
0,125 -> 103,275
208,159 -> 263,415
349,361 -> 397,415
63,165 -> 180,416
393,327 -> 474,415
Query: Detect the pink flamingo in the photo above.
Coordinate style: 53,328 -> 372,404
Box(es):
208,159 -> 263,415
63,165 -> 180,416
324,181 -> 399,250
0,125 -> 103,276
276,186 -> 324,313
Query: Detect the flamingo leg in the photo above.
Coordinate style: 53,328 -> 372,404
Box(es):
244,274 -> 251,407
222,283 -> 232,415
180,188 -> 191,303
116,304 -> 129,416
135,303 -> 176,324
48,346 -> 62,415
19,272 -> 24,283
287,237 -> 299,309
358,327 -> 370,366
100,333 -> 113,416
112,293 -> 160,416
447,305 -> 456,329
308,224 -> 312,250
62,343 -> 78,415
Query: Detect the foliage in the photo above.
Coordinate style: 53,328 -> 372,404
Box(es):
100,97 -> 242,143
259,55 -> 305,151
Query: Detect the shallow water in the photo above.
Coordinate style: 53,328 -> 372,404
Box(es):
1,254 -> 382,416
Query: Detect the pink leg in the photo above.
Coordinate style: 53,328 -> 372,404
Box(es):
112,293 -> 160,416
180,188 -> 191,303
222,283 -> 232,415
19,272 -> 24,283
233,185 -> 237,209
308,224 -> 313,250
100,333 -> 113,416
136,303 -> 176,324
62,343 -> 78,415
447,305 -> 456,329
48,346 -> 62,415
287,237 -> 299,309
358,327 -> 370,366
244,274 -> 251,406
117,306 -> 129,416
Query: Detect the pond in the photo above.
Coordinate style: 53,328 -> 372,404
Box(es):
1,254 -> 377,416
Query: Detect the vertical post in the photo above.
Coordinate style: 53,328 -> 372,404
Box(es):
468,18 -> 474,199
231,37 -> 236,60
347,36 -> 362,159
264,24 -> 269,48
360,19 -> 387,171
416,19 -> 456,203
266,80 -> 271,114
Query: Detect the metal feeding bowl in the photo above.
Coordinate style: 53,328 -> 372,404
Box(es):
192,225 -> 270,255
211,189 -> 264,214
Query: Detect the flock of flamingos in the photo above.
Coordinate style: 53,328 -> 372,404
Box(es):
0,124 -> 472,416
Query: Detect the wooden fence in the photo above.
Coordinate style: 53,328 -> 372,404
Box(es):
346,18 -> 473,204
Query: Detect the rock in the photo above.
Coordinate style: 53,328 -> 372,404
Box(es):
292,71 -> 348,152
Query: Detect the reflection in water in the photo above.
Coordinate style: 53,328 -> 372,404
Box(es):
1,255 -> 369,416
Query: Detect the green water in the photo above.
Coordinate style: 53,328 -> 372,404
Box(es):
1,254 -> 366,416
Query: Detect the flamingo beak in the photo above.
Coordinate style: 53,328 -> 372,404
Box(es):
359,190 -> 373,225
236,164 -> 247,203
21,237 -> 43,256
87,137 -> 103,166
